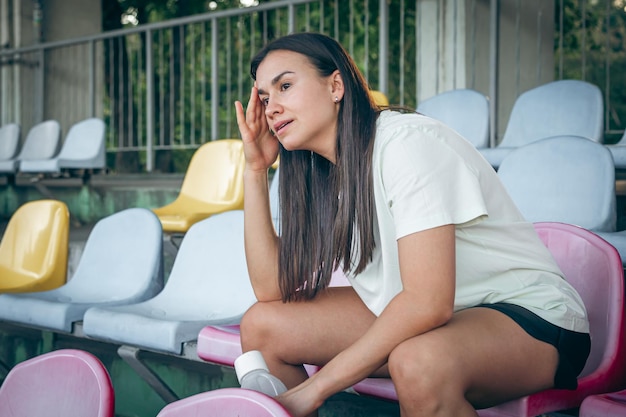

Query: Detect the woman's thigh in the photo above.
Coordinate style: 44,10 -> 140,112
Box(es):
240,286 -> 378,368
389,306 -> 560,410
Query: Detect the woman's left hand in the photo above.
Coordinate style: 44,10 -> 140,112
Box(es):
275,381 -> 324,417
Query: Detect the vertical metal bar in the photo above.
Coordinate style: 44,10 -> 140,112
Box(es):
581,0 -> 586,79
159,30 -> 165,147
128,36 -> 134,150
117,37 -> 123,149
378,0 -> 388,94
334,0 -> 339,39
453,0 -> 458,88
202,20 -> 207,142
36,50 -> 44,122
515,0 -> 520,95
226,18 -> 232,139
190,24 -> 196,145
435,0 -> 440,92
169,28 -> 174,147
180,25 -> 185,146
349,0 -> 354,56
536,7 -> 542,83
137,37 -> 143,151
415,0 -> 420,103
399,0 -> 405,105
470,0 -> 477,88
211,18 -> 219,141
288,4 -> 295,34
146,28 -> 154,172
558,0 -> 563,79
605,0 -> 610,137
89,40 -> 95,116
489,0 -> 499,147
364,0 -> 369,81
319,0 -> 324,33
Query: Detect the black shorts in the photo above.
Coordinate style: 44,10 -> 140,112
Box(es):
478,302 -> 591,390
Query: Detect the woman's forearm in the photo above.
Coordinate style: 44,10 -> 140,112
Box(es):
243,167 -> 282,301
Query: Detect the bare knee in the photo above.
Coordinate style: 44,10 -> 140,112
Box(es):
240,301 -> 289,352
388,339 -> 462,413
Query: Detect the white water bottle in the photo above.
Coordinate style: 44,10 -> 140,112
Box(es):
235,350 -> 288,397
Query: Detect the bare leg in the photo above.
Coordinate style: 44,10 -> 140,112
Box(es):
240,286 -> 380,389
388,307 -> 559,417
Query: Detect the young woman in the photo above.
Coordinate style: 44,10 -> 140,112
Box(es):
234,32 -> 590,417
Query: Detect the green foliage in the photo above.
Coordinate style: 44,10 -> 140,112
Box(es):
556,0 -> 626,141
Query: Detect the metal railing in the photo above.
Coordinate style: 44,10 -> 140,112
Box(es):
1,0 -> 625,172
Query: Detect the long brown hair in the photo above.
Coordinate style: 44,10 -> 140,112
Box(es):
251,33 -> 379,302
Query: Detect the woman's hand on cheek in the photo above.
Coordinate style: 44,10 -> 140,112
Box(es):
235,86 -> 280,172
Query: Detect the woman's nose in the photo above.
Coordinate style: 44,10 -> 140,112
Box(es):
264,97 -> 281,116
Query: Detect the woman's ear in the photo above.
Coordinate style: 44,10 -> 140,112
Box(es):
330,70 -> 345,102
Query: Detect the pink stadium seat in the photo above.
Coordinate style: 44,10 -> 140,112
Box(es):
156,388 -> 291,417
355,222 -> 626,416
579,388 -> 626,416
0,349 -> 114,417
198,222 -> 626,416
197,269 -> 350,368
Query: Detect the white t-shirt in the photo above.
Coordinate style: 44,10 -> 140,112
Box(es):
346,110 -> 589,333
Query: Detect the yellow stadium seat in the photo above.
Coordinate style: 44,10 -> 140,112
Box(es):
0,199 -> 69,293
152,139 -> 245,234
370,90 -> 389,106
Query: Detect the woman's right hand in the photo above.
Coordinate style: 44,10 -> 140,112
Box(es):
235,86 -> 280,173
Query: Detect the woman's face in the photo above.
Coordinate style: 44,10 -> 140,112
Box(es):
255,50 -> 343,163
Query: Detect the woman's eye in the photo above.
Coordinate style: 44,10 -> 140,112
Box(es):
280,83 -> 291,91
261,97 -> 269,106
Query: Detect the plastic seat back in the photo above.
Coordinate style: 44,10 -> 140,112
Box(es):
0,207 -> 164,332
82,210 -> 256,353
177,139 -> 244,205
370,90 -> 389,106
153,139 -> 245,233
500,79 -> 603,148
17,120 -> 61,160
20,118 -> 106,173
417,89 -> 490,148
58,118 -> 106,169
0,199 -> 69,293
497,135 -> 616,232
156,388 -> 291,417
0,123 -> 20,161
0,349 -> 114,417
478,222 -> 626,416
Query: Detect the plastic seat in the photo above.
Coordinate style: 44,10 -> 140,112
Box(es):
20,117 -> 106,174
497,135 -> 616,233
0,208 -> 163,333
82,210 -> 257,354
0,120 -> 61,173
156,388 -> 291,417
0,199 -> 69,293
0,349 -> 114,417
606,129 -> 626,170
370,90 -> 389,106
0,123 -> 20,162
495,134 -> 626,264
152,139 -> 245,234
479,79 -> 604,169
352,222 -> 626,417
417,89 -> 490,149
579,387 -> 626,416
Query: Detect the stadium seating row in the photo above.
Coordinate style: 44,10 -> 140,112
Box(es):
2,82 -> 626,416
0,348 -> 290,417
0,118 -> 106,178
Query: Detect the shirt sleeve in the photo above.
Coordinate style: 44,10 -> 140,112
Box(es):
378,124 -> 489,239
